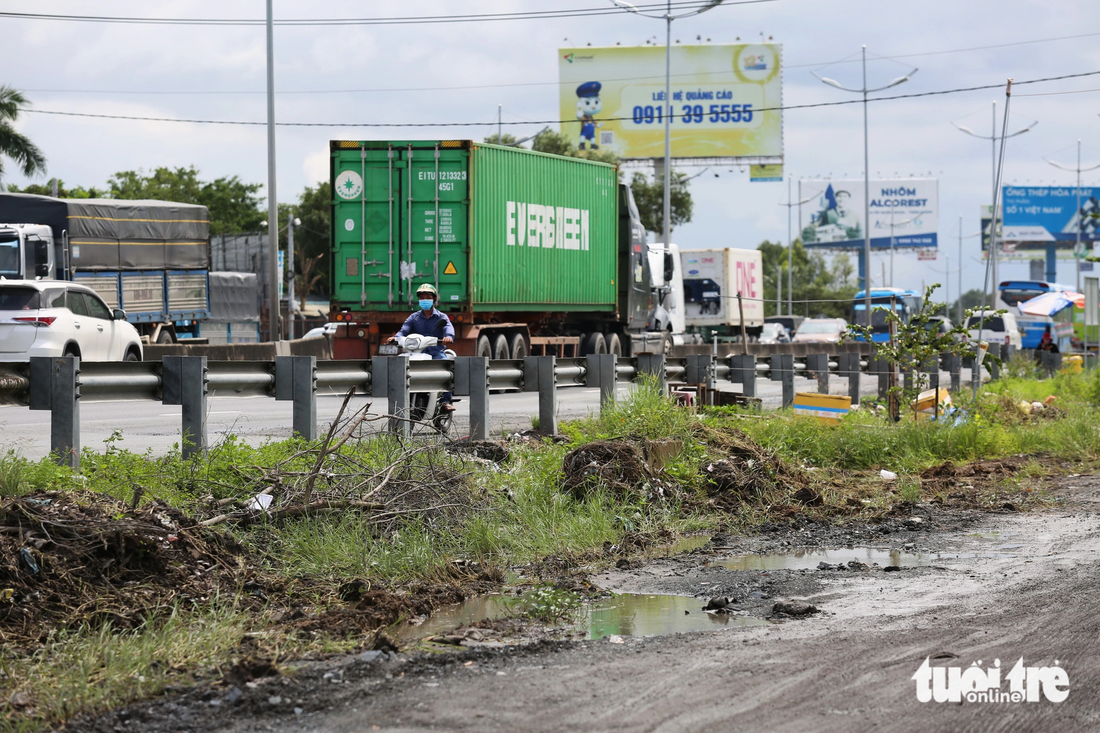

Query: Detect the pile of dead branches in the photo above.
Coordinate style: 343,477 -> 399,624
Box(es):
0,492 -> 250,643
200,391 -> 482,530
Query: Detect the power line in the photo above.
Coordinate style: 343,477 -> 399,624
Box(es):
18,69 -> 1100,128
17,28 -> 1100,99
0,2 -> 772,27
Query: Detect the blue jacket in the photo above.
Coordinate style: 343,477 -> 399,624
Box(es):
396,308 -> 455,343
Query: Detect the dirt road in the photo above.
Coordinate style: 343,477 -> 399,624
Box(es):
76,477 -> 1100,732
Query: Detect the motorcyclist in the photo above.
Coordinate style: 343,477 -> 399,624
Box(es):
387,284 -> 455,412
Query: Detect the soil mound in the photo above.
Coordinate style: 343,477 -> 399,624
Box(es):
0,491 -> 250,643
693,425 -> 812,510
561,440 -> 659,500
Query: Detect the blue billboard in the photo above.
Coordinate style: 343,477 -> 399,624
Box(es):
1002,185 -> 1100,246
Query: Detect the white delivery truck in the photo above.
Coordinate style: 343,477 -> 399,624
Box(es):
680,248 -> 765,338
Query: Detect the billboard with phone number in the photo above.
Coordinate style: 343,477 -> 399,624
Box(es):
558,44 -> 783,160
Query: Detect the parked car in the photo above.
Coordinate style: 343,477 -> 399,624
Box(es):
792,317 -> 847,344
0,280 -> 142,362
302,322 -> 338,339
965,309 -> 1022,349
757,322 -> 791,344
765,315 -> 805,337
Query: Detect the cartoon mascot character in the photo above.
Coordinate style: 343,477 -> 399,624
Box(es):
575,81 -> 602,150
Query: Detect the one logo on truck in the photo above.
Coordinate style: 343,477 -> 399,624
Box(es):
506,202 -> 590,251
335,171 -> 364,200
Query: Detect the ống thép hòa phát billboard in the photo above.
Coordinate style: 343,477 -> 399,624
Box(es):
558,44 -> 783,160
1001,185 -> 1100,249
799,179 -> 938,250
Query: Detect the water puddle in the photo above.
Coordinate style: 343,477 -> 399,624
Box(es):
715,546 -> 1019,571
660,535 -> 712,555
393,592 -> 767,643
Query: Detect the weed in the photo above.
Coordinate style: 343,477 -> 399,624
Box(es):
512,586 -> 582,624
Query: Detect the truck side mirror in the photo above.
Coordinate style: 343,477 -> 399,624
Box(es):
33,240 -> 49,277
663,252 -> 674,282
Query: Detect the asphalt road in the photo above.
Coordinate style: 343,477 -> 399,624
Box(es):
0,370 -> 972,460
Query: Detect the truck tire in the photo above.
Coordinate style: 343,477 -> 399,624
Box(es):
492,334 -> 510,360
583,332 -> 607,355
156,329 -> 173,345
607,333 -> 623,357
662,332 -> 674,355
510,333 -> 527,360
476,335 -> 493,359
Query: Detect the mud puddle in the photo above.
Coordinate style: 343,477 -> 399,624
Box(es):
393,592 -> 767,643
714,546 -> 1019,571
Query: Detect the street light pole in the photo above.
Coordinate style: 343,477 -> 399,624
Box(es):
888,206 -> 919,287
953,107 -> 1035,295
611,0 -> 725,247
780,177 -> 815,315
815,48 -> 916,324
265,0 -> 279,343
1046,139 -> 1100,292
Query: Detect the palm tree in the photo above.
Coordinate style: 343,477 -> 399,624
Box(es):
0,86 -> 46,180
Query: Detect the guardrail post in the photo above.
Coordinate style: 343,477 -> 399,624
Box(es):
924,357 -> 940,392
685,354 -> 714,404
987,343 -> 1002,381
163,355 -> 207,459
635,353 -> 666,393
946,353 -> 962,391
769,354 -> 794,408
29,356 -> 80,470
838,352 -> 861,404
373,356 -> 410,436
470,357 -> 491,439
870,357 -> 890,400
586,354 -> 618,412
524,355 -> 558,435
806,354 -> 829,394
276,355 -> 318,441
730,354 -> 756,398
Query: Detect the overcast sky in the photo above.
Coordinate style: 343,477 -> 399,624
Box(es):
5,0 -> 1100,303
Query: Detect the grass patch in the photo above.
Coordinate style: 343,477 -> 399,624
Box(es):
1,372 -> 1098,729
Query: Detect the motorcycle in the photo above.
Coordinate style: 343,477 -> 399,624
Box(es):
378,333 -> 457,434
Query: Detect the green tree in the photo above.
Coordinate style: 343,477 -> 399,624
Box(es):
107,166 -> 264,235
757,239 -> 858,319
629,171 -> 694,239
950,288 -> 987,320
483,133 -> 519,145
530,129 -> 619,165
7,179 -> 106,198
0,87 -> 46,182
277,182 -> 331,300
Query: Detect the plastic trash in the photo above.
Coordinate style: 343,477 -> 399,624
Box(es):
18,548 -> 38,575
247,494 -> 274,512
880,470 -> 897,481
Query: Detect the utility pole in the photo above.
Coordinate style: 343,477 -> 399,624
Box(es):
265,0 -> 280,342
780,177 -> 814,316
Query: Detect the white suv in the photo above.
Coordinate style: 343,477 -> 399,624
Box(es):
965,309 -> 1023,350
0,280 -> 143,362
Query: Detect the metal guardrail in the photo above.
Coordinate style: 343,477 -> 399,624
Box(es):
7,344 -> 1003,472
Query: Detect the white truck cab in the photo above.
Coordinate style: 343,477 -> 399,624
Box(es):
0,224 -> 56,281
647,242 -> 686,347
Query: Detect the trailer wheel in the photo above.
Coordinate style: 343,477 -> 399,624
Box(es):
476,335 -> 493,359
156,329 -> 173,345
510,334 -> 527,360
607,333 -> 623,357
492,334 -> 510,360
583,332 -> 607,355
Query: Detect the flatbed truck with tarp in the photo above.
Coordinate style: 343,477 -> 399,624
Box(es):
0,193 -> 211,343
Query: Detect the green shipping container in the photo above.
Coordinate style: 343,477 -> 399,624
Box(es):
330,140 -> 619,313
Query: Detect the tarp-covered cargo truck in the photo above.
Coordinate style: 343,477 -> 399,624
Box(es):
327,140 -> 658,359
681,248 -> 765,338
0,193 -> 211,343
